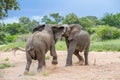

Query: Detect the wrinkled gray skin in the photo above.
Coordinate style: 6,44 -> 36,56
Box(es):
13,25 -> 46,54
24,24 -> 64,74
62,24 -> 90,66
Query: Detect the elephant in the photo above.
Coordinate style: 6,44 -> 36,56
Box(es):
24,24 -> 64,74
12,24 -> 46,55
62,24 -> 90,66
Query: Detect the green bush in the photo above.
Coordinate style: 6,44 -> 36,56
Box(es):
86,27 -> 97,34
0,31 -> 6,44
5,35 -> 18,43
95,25 -> 120,40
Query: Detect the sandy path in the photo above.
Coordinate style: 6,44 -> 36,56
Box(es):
0,51 -> 120,80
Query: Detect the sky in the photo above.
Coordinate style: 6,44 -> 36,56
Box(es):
3,0 -> 120,24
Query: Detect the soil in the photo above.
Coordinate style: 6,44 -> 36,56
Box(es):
0,51 -> 120,80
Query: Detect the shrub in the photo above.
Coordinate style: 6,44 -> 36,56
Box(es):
86,27 -> 97,34
5,35 -> 18,43
96,25 -> 120,40
0,31 -> 6,44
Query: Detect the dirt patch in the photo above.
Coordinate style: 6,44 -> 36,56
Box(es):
0,51 -> 120,80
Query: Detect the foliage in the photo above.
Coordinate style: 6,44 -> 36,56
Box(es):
90,39 -> 120,51
101,13 -> 120,28
0,63 -> 15,69
50,13 -> 64,24
19,16 -> 39,32
0,31 -> 6,44
79,16 -> 99,30
19,16 -> 31,25
2,23 -> 27,35
96,25 -> 120,40
4,34 -> 18,43
41,15 -> 53,24
41,13 -> 64,24
55,40 -> 67,51
0,0 -> 19,19
0,42 -> 25,51
62,13 -> 79,24
1,39 -> 120,52
15,34 -> 30,42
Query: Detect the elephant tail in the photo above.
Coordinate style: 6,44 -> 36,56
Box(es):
27,47 -> 37,60
12,47 -> 26,56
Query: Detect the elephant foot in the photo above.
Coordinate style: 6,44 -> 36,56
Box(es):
38,67 -> 46,73
65,63 -> 72,66
52,60 -> 58,65
85,63 -> 89,65
24,70 -> 29,75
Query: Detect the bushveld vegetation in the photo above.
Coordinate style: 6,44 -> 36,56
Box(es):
0,13 -> 120,51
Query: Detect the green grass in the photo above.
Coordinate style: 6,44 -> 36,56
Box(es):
0,63 -> 15,69
45,56 -> 51,60
0,57 -> 15,69
42,71 -> 49,76
90,39 -> 120,51
0,39 -> 120,52
0,42 -> 25,51
55,40 -> 67,51
28,71 -> 36,76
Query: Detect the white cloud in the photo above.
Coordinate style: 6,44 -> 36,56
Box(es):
31,16 -> 42,22
3,17 -> 19,24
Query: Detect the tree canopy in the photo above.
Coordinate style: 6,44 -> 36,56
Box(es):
101,13 -> 120,28
0,0 -> 19,19
41,13 -> 64,24
62,13 -> 79,24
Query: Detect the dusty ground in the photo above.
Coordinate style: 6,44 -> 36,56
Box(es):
0,51 -> 120,80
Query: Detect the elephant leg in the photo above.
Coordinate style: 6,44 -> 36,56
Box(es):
37,60 -> 43,72
66,41 -> 76,66
84,48 -> 89,65
24,53 -> 32,75
50,44 -> 58,65
37,55 -> 45,72
73,50 -> 84,65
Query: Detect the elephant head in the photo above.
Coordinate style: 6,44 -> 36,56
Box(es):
62,24 -> 82,40
52,25 -> 64,42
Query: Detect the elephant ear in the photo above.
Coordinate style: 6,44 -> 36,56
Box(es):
68,24 -> 82,40
32,24 -> 45,33
52,26 -> 64,42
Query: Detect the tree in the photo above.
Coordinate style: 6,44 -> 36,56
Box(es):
50,13 -> 64,24
41,15 -> 53,24
41,13 -> 64,24
79,16 -> 99,29
62,13 -> 79,24
2,23 -> 27,35
19,16 -> 31,25
25,19 -> 39,32
0,0 -> 19,19
19,16 -> 39,32
101,13 -> 120,28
